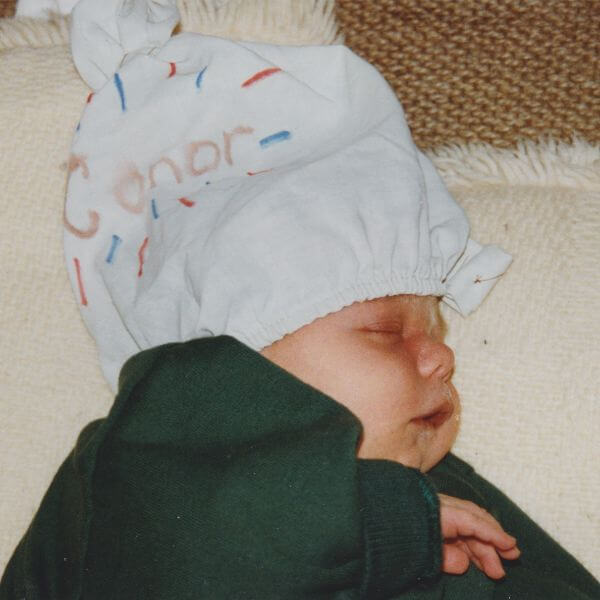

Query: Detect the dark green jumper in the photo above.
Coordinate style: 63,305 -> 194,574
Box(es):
2,336 -> 598,599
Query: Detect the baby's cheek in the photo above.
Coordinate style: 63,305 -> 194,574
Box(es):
448,387 -> 462,443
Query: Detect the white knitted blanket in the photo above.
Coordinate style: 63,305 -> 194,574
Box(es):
1,0 -> 598,579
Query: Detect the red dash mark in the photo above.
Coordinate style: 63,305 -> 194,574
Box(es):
86,92 -> 94,104
73,257 -> 88,306
247,169 -> 273,176
138,237 -> 149,277
178,197 -> 196,207
241,67 -> 282,88
168,62 -> 177,78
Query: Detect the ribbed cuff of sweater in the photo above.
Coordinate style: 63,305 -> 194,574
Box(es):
357,459 -> 442,599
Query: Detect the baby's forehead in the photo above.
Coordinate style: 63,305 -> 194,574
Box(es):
339,294 -> 445,331
356,294 -> 437,314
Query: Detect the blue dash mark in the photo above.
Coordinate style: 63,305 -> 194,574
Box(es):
114,73 -> 126,112
196,66 -> 207,90
76,122 -> 81,132
259,130 -> 291,149
106,235 -> 122,264
151,198 -> 159,219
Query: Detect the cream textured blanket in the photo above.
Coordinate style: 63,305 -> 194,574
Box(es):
1,0 -> 599,579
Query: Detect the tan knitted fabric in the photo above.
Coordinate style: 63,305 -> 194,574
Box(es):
336,0 -> 600,149
0,0 -> 15,18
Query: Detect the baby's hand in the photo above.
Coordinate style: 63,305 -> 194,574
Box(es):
438,494 -> 521,579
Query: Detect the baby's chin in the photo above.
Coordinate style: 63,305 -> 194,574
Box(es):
358,412 -> 460,471
417,443 -> 452,473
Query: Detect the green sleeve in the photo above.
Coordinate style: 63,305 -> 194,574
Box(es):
1,336 -> 444,600
357,460 -> 442,599
427,453 -> 600,600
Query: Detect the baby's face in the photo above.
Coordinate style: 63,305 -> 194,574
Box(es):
259,295 -> 460,472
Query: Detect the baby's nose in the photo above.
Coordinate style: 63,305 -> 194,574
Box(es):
414,336 -> 455,381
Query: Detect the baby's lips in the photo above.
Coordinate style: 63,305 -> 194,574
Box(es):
412,399 -> 454,428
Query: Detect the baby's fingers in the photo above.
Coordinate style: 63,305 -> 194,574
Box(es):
442,508 -> 515,549
464,538 -> 508,579
439,495 -> 521,579
441,543 -> 470,575
439,496 -> 518,551
462,512 -> 516,551
444,538 -> 520,580
498,546 -> 521,560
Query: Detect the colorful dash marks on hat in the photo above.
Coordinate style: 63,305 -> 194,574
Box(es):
67,61 -> 292,309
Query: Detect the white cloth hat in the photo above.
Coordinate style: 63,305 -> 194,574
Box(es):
65,0 -> 512,392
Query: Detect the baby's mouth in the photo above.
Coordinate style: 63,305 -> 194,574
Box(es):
412,400 -> 454,429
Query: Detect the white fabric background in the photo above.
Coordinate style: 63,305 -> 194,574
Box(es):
1,0 -> 599,580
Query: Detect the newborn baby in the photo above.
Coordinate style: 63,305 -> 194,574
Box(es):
261,294 -> 519,581
2,1 -> 599,598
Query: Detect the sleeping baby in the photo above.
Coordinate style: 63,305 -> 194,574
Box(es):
1,0 -> 599,598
